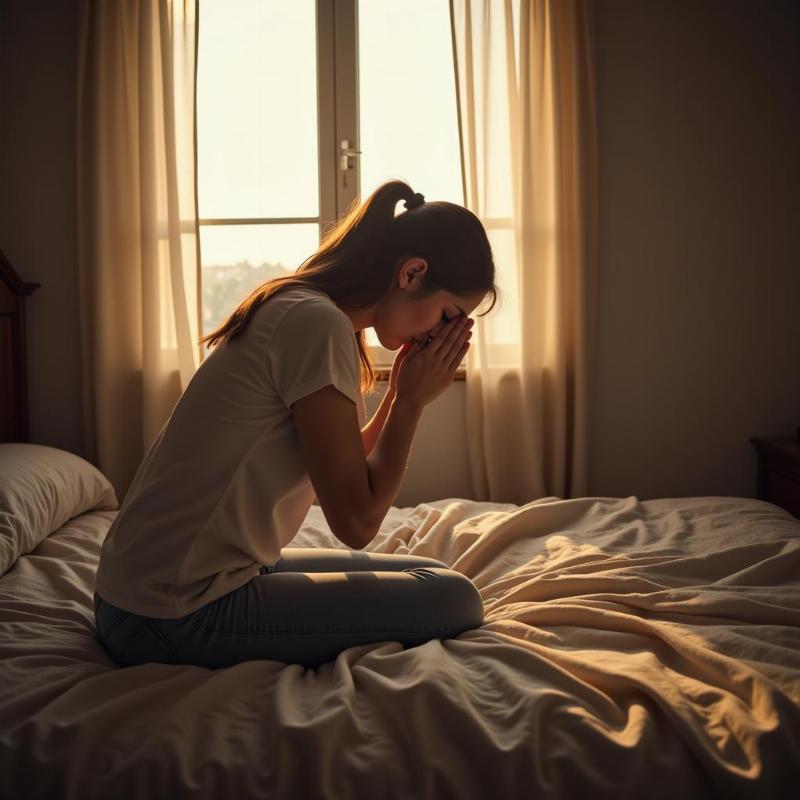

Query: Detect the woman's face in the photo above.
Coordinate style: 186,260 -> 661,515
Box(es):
371,258 -> 486,350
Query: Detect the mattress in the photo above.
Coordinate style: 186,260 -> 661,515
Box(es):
1,492 -> 799,799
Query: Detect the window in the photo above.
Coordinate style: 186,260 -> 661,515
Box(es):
197,0 -> 464,365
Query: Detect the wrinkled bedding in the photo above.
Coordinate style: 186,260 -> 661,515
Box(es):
1,494 -> 799,799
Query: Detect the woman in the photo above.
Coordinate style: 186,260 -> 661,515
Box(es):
94,179 -> 498,670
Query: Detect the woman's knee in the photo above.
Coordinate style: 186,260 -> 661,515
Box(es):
410,556 -> 449,569
450,571 -> 484,630
404,567 -> 484,632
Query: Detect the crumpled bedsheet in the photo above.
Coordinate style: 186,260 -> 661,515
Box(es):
0,494 -> 798,799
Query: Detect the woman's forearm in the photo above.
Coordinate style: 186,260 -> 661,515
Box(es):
362,395 -> 423,540
360,386 -> 396,457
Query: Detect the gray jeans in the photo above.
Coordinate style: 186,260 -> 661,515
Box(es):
94,548 -> 485,670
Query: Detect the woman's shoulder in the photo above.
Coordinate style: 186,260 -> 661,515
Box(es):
264,283 -> 331,309
253,284 -> 351,335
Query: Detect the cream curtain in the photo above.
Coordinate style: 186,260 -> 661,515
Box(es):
450,0 -> 599,504
77,0 -> 201,501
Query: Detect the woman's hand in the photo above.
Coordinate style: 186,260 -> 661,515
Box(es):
394,315 -> 473,409
388,340 -> 413,394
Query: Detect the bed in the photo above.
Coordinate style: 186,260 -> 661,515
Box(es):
1,256 -> 799,799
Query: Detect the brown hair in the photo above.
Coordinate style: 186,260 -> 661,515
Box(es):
198,179 -> 499,396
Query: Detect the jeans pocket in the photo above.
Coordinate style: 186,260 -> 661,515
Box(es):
117,620 -> 177,667
95,596 -> 131,641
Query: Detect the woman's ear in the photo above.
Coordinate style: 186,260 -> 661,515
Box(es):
398,257 -> 428,289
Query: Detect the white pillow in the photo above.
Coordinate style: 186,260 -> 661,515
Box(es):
0,443 -> 118,575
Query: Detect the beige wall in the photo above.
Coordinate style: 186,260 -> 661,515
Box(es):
3,0 -> 798,506
589,0 -> 800,501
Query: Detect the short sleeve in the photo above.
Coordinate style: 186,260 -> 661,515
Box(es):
267,298 -> 361,409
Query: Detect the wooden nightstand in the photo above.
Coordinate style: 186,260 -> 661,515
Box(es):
750,437 -> 800,519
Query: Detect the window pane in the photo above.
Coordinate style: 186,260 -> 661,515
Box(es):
357,0 -> 463,205
197,0 -> 319,219
200,224 -> 319,347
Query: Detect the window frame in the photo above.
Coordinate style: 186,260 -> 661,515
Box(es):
196,0 -> 465,374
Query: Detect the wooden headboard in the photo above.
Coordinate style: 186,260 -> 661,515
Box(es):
0,250 -> 40,443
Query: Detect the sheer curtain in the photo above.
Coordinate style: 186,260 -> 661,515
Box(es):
450,0 -> 599,504
77,0 -> 201,500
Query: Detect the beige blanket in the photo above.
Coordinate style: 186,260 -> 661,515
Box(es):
1,494 -> 798,799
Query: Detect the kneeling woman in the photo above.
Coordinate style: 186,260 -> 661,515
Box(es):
94,179 -> 497,670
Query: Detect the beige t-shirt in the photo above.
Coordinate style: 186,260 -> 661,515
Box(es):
95,285 -> 365,618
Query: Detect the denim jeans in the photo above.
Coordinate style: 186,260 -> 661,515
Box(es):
94,548 -> 485,670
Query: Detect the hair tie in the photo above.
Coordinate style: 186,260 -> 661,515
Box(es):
403,192 -> 425,211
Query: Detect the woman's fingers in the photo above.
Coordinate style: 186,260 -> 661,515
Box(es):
432,315 -> 468,352
447,329 -> 471,369
418,320 -> 471,375
449,336 -> 471,371
439,318 -> 472,362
